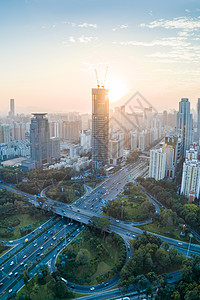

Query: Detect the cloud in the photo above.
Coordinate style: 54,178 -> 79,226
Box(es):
78,22 -> 97,28
113,37 -> 190,47
79,35 -> 97,43
69,22 -> 97,28
68,36 -> 97,43
140,16 -> 200,31
69,36 -> 76,43
112,24 -> 128,31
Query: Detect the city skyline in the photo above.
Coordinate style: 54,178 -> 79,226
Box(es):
1,0 -> 200,115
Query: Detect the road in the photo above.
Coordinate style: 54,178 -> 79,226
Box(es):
0,155 -> 199,298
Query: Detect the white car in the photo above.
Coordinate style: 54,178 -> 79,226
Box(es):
23,255 -> 27,259
40,246 -> 44,250
9,272 -> 13,276
90,287 -> 95,291
34,243 -> 37,247
8,289 -> 13,293
178,242 -> 182,245
10,261 -> 14,266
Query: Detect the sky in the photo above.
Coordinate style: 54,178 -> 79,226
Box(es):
1,0 -> 200,115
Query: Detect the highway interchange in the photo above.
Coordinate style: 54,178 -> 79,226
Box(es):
0,158 -> 200,299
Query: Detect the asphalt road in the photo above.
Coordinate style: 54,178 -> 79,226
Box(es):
0,155 -> 199,298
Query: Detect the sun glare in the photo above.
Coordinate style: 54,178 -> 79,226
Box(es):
107,78 -> 129,104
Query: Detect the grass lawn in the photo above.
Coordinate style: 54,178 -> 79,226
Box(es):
0,245 -> 10,257
57,229 -> 125,285
46,183 -> 85,204
0,211 -> 50,241
138,222 -> 200,244
103,195 -> 154,222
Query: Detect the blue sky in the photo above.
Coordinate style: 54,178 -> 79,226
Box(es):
1,0 -> 200,114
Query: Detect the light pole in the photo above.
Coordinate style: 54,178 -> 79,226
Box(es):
121,200 -> 124,220
186,233 -> 193,258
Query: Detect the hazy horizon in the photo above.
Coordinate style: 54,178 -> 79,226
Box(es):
1,0 -> 200,115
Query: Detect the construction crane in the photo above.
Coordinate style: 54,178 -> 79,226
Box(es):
95,66 -> 108,88
101,66 -> 108,88
95,69 -> 100,88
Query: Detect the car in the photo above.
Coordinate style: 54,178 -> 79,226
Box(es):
128,246 -> 130,251
90,287 -> 95,291
178,242 -> 183,245
67,238 -> 70,242
53,254 -> 56,258
40,246 -> 43,250
77,209 -> 80,212
59,224 -> 62,227
132,234 -> 135,237
36,253 -> 40,256
57,248 -> 60,252
116,220 -> 120,223
40,253 -> 44,257
9,272 -> 13,276
20,262 -> 24,266
44,236 -> 47,240
50,231 -> 53,235
77,229 -> 80,232
23,255 -> 27,259
8,289 -> 13,293
70,284 -> 75,288
0,267 -> 4,271
34,243 -> 37,247
0,282 -> 3,287
53,236 -> 56,240
104,282 -> 109,286
10,261 -> 14,266
14,272 -> 18,276
77,217 -> 81,220
72,234 -> 75,237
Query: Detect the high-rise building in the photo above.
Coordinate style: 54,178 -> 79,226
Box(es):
176,98 -> 193,157
197,98 -> 200,144
80,130 -> 91,152
0,124 -> 11,143
163,110 -> 168,126
181,159 -> 200,202
149,148 -> 166,181
92,87 -> 109,170
9,99 -> 15,118
30,113 -> 51,168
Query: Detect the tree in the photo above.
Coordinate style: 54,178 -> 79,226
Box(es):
90,216 -> 110,238
22,269 -> 29,285
53,279 -> 69,298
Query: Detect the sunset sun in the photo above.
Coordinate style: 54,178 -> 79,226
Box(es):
107,78 -> 129,104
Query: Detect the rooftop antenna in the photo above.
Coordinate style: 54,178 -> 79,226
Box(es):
101,66 -> 108,88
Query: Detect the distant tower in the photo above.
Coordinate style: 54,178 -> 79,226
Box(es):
176,98 -> 193,157
92,88 -> 109,170
9,99 -> 15,117
30,113 -> 51,168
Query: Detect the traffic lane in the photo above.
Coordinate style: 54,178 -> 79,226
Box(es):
2,216 -> 57,246
1,225 -> 82,299
67,274 -> 120,294
0,219 -> 68,284
0,222 -> 79,294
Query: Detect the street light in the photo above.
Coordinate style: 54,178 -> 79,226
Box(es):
186,233 -> 193,258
